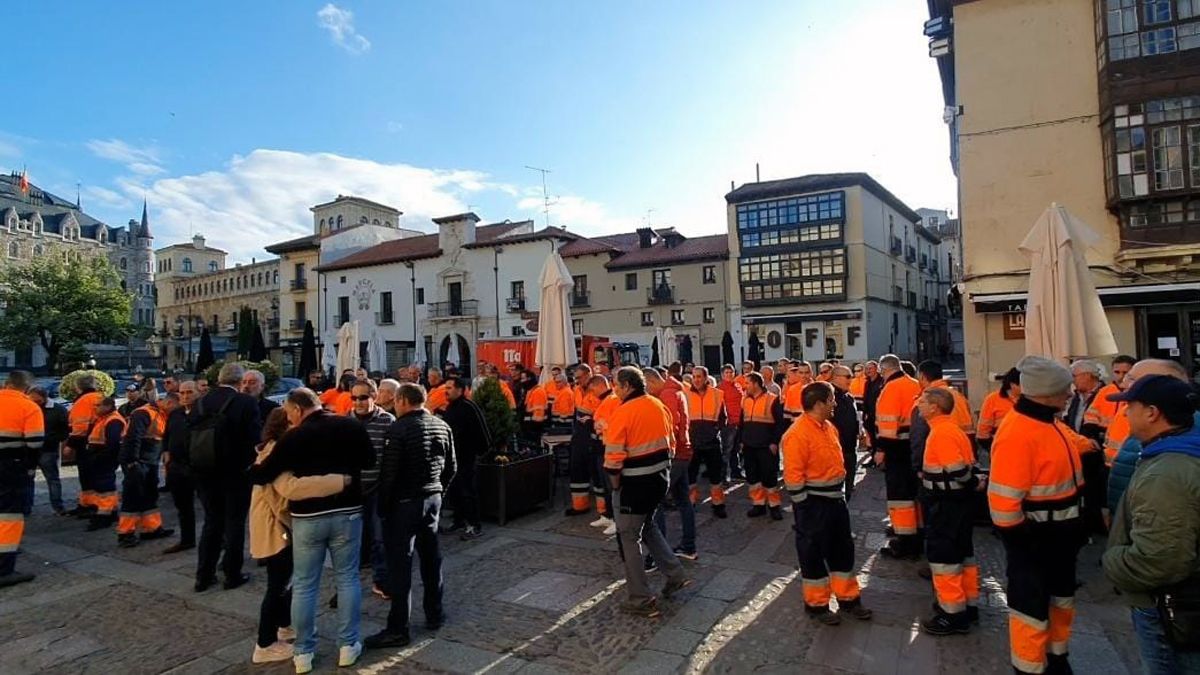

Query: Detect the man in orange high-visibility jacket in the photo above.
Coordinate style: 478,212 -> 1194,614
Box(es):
604,367 -> 689,618
782,382 -> 872,626
989,356 -> 1087,675
66,374 -> 104,516
734,360 -> 755,392
686,367 -> 728,519
874,354 -> 923,559
425,369 -> 450,414
116,388 -> 175,547
566,365 -> 598,516
1078,355 -> 1134,534
588,376 -> 620,532
781,366 -> 806,421
849,364 -> 867,401
549,372 -> 575,429
0,371 -> 45,588
520,371 -> 549,441
85,397 -> 127,532
917,388 -> 982,636
739,373 -> 787,520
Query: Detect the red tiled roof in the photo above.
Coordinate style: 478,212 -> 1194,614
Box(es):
462,224 -> 576,248
560,230 -> 729,269
315,221 -> 531,272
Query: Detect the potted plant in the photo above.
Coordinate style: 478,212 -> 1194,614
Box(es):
473,378 -> 552,525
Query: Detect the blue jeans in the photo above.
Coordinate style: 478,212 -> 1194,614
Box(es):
653,460 -> 696,554
24,450 -> 63,514
291,511 -> 363,656
1132,606 -> 1200,674
362,492 -> 388,589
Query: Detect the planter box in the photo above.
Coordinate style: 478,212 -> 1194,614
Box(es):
477,452 -> 554,525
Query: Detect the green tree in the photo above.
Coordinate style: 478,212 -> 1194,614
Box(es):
0,257 -> 132,373
473,377 -> 516,454
237,306 -> 253,358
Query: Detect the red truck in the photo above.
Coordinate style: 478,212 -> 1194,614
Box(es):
477,336 -> 640,373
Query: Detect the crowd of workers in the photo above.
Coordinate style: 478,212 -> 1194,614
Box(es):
0,346 -> 1198,674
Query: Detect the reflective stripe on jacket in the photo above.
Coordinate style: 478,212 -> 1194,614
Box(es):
523,385 -> 548,423
87,411 -> 127,452
68,390 -> 103,437
603,393 -> 672,476
976,390 -> 1013,440
686,386 -> 725,449
0,389 -> 45,458
739,392 -> 785,448
876,372 -> 921,440
1083,383 -> 1121,429
781,413 -> 846,503
922,415 -> 977,494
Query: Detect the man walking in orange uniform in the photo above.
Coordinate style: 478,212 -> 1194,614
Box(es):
0,371 -> 45,587
874,354 -> 923,559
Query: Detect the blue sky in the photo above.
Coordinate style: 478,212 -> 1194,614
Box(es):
1,1 -> 955,261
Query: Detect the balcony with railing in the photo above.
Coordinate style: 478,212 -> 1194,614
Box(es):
428,300 -> 478,319
647,285 -> 675,305
905,245 -> 917,263
506,297 -> 526,313
907,291 -> 918,309
892,286 -> 903,304
289,278 -> 307,291
375,310 -> 395,325
571,291 -> 590,308
890,236 -> 903,256
919,253 -> 928,270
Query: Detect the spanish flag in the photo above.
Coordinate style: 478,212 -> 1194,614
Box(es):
18,167 -> 29,194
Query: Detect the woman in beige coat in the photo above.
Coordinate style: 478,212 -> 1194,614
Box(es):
250,408 -> 349,664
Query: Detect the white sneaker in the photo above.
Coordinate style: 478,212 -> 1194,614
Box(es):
293,652 -> 314,674
603,522 -> 617,536
338,641 -> 363,667
252,641 -> 293,663
590,516 -> 613,528
277,626 -> 296,642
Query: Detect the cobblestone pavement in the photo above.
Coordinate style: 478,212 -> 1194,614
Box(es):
1,462 -> 1140,674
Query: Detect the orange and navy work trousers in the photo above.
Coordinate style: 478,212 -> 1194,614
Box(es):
925,497 -> 979,616
0,456 -> 30,576
567,437 -> 594,513
793,495 -> 860,611
118,461 -> 163,536
589,449 -> 611,518
81,447 -> 119,519
881,439 -> 920,550
687,440 -> 726,506
743,445 -> 781,508
68,436 -> 94,509
1002,524 -> 1083,674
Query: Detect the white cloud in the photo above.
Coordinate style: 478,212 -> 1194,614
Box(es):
516,192 -> 640,234
86,138 -> 166,178
83,185 -> 131,210
127,149 -> 502,261
317,4 -> 371,55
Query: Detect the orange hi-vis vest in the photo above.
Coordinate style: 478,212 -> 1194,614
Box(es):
782,381 -> 804,419
69,390 -> 103,437
988,402 -> 1085,529
849,374 -> 866,399
686,385 -> 724,449
87,411 -> 128,449
1104,408 -> 1131,467
740,391 -> 782,448
122,404 -> 164,465
0,389 -> 45,458
592,391 -> 621,440
426,383 -> 449,413
545,379 -> 563,405
602,393 -> 673,475
551,386 -> 575,424
523,384 -> 549,423
1083,382 -> 1122,429
976,390 -> 1014,440
781,413 -> 847,503
921,415 -> 977,494
928,380 -> 975,436
876,373 -> 922,440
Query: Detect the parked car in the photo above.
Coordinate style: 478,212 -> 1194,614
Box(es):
267,377 -> 304,404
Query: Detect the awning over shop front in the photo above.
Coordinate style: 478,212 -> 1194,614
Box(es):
970,282 -> 1200,314
743,310 -> 863,325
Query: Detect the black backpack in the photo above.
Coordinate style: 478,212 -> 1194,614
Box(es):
189,394 -> 234,473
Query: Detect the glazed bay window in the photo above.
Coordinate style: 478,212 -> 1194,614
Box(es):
1153,126 -> 1184,189
1107,98 -> 1200,200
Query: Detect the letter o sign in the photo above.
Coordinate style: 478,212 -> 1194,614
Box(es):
767,331 -> 782,349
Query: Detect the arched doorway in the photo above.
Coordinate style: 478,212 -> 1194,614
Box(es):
438,333 -> 472,378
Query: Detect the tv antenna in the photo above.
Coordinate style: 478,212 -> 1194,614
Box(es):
525,165 -> 553,228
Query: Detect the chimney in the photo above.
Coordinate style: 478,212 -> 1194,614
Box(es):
193,234 -> 205,249
433,212 -> 480,251
636,227 -> 655,249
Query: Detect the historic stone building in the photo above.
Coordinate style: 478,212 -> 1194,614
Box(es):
0,171 -> 155,369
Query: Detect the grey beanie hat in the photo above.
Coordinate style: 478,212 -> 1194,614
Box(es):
1017,355 -> 1073,397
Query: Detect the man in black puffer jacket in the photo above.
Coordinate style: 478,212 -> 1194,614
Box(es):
438,378 -> 491,539
366,383 -> 456,650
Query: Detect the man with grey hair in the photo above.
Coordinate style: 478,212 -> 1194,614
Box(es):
377,378 -> 400,415
1065,359 -> 1103,433
241,369 -> 280,424
193,360 -> 262,592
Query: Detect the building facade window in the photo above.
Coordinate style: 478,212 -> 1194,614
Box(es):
670,309 -> 685,325
640,312 -> 654,326
1153,125 -> 1185,189
209,260 -> 218,272
702,265 -> 717,284
625,272 -> 638,290
182,257 -> 193,272
379,291 -> 393,324
510,280 -> 525,299
703,307 -> 715,323
416,288 -> 425,305
120,257 -> 128,269
572,319 -> 584,334
7,241 -> 18,258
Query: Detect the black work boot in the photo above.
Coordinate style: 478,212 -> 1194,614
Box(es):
117,533 -> 139,548
838,598 -> 873,621
712,504 -> 728,519
769,506 -> 783,521
921,610 -> 970,635
806,604 -> 841,625
746,505 -> 767,518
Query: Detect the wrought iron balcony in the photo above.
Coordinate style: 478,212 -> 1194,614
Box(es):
506,297 -> 526,312
288,319 -> 307,330
570,291 -> 590,308
375,311 -> 395,325
428,300 -> 479,319
289,278 -> 307,291
647,285 -> 675,305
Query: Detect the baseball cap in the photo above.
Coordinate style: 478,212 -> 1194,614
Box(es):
125,384 -> 138,392
1107,374 -> 1196,415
